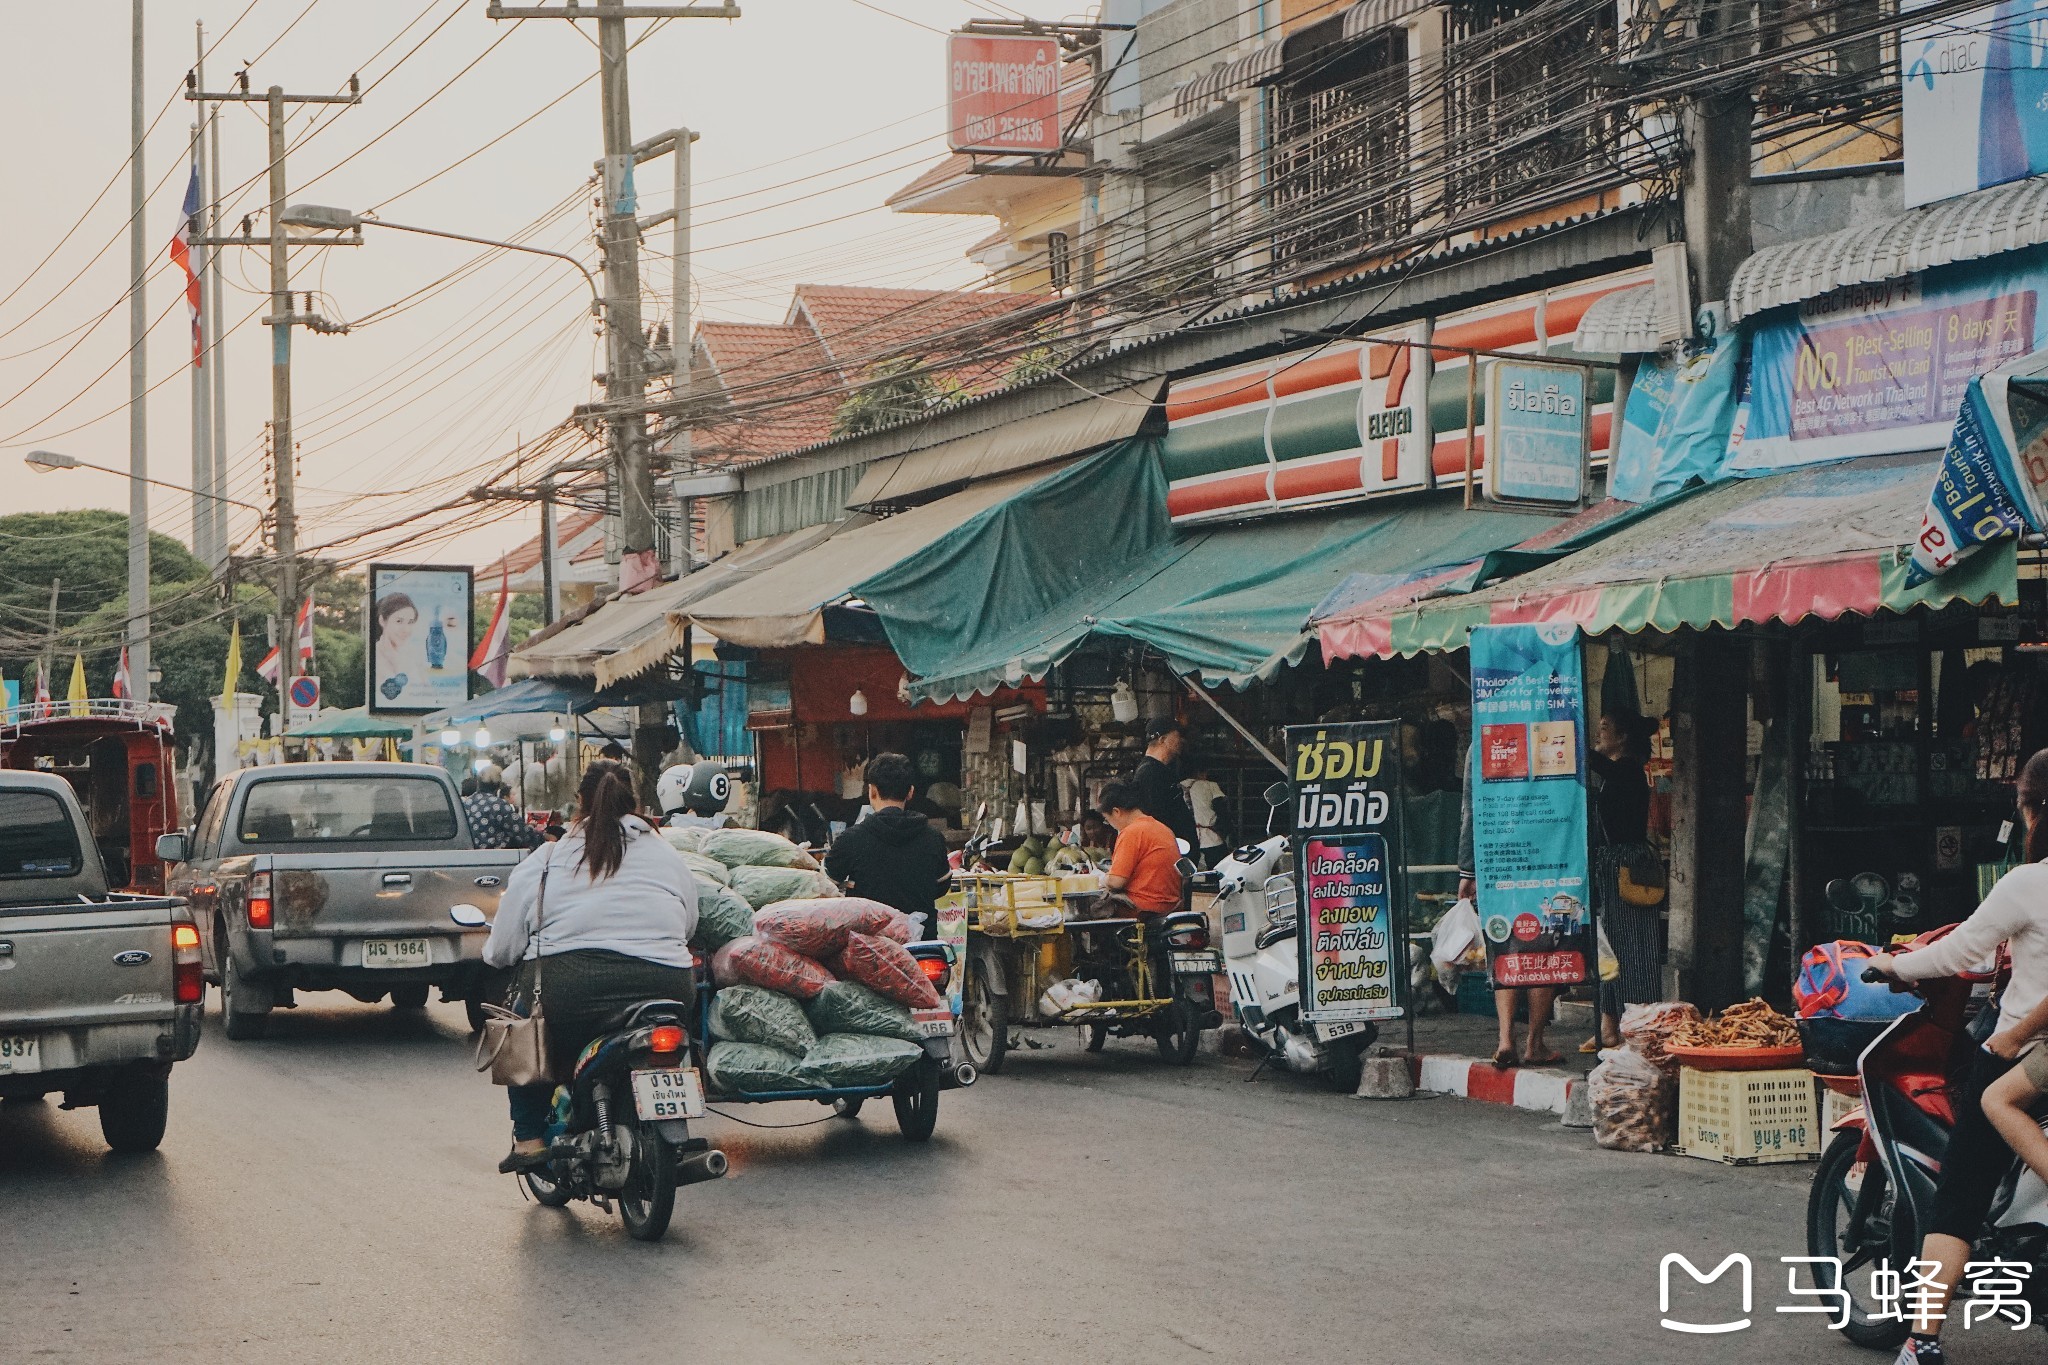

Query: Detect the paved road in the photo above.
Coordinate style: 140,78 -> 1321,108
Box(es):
1,997 -> 2038,1364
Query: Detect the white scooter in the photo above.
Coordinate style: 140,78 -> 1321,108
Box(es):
1213,783 -> 1376,1091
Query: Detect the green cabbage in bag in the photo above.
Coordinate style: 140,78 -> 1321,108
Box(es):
702,827 -> 820,870
805,980 -> 922,1043
704,1040 -> 805,1095
730,864 -> 837,909
689,884 -> 756,952
709,985 -> 817,1054
797,1033 -> 923,1088
676,849 -> 732,887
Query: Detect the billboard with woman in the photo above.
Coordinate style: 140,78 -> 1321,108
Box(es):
367,563 -> 472,714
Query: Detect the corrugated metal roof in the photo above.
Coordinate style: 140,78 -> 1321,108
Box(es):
1728,177 -> 2048,322
1573,283 -> 1667,353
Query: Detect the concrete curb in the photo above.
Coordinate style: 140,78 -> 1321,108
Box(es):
1408,1054 -> 1584,1117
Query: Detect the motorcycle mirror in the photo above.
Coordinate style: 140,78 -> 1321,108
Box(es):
448,903 -> 489,929
974,801 -> 988,823
1176,838 -> 1191,855
1175,857 -> 1198,879
1262,781 -> 1289,807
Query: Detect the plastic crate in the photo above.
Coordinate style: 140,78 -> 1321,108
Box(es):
1819,1082 -> 1861,1132
1674,1066 -> 1822,1165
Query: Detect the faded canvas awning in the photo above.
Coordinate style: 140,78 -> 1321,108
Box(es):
511,522 -> 840,682
683,467 -> 1063,650
857,438 -> 1554,701
1171,41 -> 1282,118
846,381 -> 1159,509
1316,452 -> 2019,659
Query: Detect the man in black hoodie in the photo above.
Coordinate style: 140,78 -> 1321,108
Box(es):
824,752 -> 952,925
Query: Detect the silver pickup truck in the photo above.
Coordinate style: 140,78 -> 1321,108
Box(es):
0,771 -> 203,1152
158,762 -> 518,1039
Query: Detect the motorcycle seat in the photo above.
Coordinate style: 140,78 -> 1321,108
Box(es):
596,999 -> 693,1034
1256,920 -> 1296,950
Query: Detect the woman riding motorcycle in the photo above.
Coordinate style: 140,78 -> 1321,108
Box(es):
483,760 -> 698,1174
1865,746 -> 2048,1365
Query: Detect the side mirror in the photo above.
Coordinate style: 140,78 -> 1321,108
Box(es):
1262,781 -> 1290,808
1175,856 -> 1198,879
1175,837 -> 1191,855
155,832 -> 190,864
448,903 -> 489,928
974,802 -> 988,823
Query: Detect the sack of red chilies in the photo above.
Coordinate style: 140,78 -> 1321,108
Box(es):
833,931 -> 942,1010
711,935 -> 836,1000
751,897 -> 916,959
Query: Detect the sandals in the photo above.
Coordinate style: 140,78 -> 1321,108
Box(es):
1523,1049 -> 1567,1067
1490,1047 -> 1519,1070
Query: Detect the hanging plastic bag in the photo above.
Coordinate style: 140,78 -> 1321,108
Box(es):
1597,920 -> 1621,984
1430,898 -> 1480,976
1589,1045 -> 1675,1152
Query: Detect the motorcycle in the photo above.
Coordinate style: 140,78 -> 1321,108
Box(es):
517,997 -> 728,1243
1803,930 -> 2048,1348
1211,781 -> 1376,1092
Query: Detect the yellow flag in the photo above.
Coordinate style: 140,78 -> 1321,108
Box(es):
222,620 -> 243,709
67,653 -> 89,716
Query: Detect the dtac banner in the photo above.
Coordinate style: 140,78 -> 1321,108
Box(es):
1729,250 -> 2048,475
1285,721 -> 1408,1024
1902,0 -> 2048,208
1469,624 -> 1591,989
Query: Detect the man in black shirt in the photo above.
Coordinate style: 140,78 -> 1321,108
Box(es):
1130,720 -> 1199,852
824,752 -> 952,928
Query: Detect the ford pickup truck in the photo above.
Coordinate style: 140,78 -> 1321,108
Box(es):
0,771 -> 202,1152
158,762 -> 518,1039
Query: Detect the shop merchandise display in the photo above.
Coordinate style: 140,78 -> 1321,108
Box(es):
1671,998 -> 1800,1049
1620,1001 -> 1701,1069
1589,1045 -> 1676,1152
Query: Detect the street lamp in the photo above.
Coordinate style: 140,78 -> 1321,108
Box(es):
278,205 -> 603,318
28,450 -> 263,512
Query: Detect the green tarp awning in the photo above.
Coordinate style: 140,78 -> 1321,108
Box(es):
856,438 -> 1557,702
287,707 -> 413,739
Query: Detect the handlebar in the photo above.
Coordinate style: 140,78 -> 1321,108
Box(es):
1860,967 -> 1886,985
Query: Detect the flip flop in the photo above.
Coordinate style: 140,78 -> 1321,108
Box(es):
1579,1037 -> 1601,1054
1523,1049 -> 1567,1067
1490,1048 -> 1519,1070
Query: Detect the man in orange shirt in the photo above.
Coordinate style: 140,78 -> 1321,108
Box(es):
1099,779 -> 1183,917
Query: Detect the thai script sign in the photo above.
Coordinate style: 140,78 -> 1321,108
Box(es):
1486,358 -> 1589,505
1469,624 -> 1590,988
947,33 -> 1062,155
1285,721 -> 1407,1023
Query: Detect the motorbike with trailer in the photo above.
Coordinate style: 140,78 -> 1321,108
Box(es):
1802,926 -> 2048,1347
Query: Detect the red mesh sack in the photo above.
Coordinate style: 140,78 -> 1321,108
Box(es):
834,931 -> 941,1009
709,935 -> 836,1001
753,897 -> 914,959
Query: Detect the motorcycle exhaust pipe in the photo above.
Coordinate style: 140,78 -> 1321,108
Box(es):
675,1149 -> 728,1186
953,1062 -> 978,1087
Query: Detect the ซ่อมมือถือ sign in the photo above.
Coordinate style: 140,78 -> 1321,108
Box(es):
1469,623 -> 1591,989
1285,721 -> 1407,1023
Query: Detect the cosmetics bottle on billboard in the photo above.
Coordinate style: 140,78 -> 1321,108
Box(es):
426,608 -> 448,671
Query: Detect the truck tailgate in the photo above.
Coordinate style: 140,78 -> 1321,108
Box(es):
265,850 -> 518,937
0,901 -> 181,1033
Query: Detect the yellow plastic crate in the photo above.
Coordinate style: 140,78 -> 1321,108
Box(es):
1674,1066 -> 1822,1165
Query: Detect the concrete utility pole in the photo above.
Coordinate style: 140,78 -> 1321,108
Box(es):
128,0 -> 151,700
186,75 -> 361,717
1680,0 -> 1755,306
488,2 -> 735,592
619,126 -> 698,573
540,477 -> 561,624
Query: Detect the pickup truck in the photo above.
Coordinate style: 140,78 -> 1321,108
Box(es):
158,762 -> 519,1040
0,771 -> 202,1152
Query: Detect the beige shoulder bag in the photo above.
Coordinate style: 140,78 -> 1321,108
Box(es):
475,846 -> 554,1086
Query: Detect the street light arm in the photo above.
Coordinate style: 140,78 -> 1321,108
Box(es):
26,452 -> 264,513
364,218 -> 603,315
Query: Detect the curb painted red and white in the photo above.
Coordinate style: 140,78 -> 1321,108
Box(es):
1408,1054 -> 1584,1116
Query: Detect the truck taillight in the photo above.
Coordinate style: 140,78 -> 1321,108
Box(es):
247,871 -> 273,929
172,921 -> 204,1004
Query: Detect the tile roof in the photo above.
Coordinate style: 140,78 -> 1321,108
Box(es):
789,283 -> 1050,395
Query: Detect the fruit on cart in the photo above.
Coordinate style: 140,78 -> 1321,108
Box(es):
805,979 -> 922,1043
753,897 -> 917,958
730,864 -> 840,909
833,931 -> 943,1010
705,1040 -> 806,1095
709,984 -> 818,1055
701,827 -> 821,871
1006,835 -> 1049,876
711,935 -> 836,1000
797,1033 -> 924,1088
689,884 -> 756,953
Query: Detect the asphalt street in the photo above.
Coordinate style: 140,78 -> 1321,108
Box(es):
1,997 -> 2040,1365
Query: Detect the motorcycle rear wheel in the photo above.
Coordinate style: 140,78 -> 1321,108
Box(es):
892,1061 -> 940,1143
1154,996 -> 1201,1066
1807,1130 -> 1909,1350
617,1124 -> 677,1242
1322,1034 -> 1369,1093
521,1164 -> 573,1208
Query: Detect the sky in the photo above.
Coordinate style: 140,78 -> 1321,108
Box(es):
0,0 -> 1076,574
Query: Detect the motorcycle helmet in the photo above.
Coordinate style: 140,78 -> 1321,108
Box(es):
657,759 -> 730,817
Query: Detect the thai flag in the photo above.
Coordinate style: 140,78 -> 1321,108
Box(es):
111,646 -> 133,700
168,158 -> 203,366
470,566 -> 512,689
257,597 -> 315,686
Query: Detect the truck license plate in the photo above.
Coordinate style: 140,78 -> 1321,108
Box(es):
911,1008 -> 954,1039
631,1067 -> 705,1120
1171,951 -> 1222,974
0,1035 -> 42,1074
362,938 -> 432,969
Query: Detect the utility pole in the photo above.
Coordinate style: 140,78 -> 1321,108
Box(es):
128,0 -> 151,700
44,579 -> 61,692
187,118 -> 213,569
488,3 -> 736,593
187,75 -> 361,724
540,477 -> 561,624
203,31 -> 229,571
618,127 -> 697,573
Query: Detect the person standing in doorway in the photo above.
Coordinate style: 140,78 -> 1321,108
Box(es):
1182,764 -> 1228,868
1131,721 -> 1199,853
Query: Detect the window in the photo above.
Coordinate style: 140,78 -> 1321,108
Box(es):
195,778 -> 233,858
237,777 -> 459,844
1272,26 -> 1411,271
1445,0 -> 1618,219
0,791 -> 85,878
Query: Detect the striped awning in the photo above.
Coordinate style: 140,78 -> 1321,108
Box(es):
1728,176 -> 2048,322
1170,41 -> 1282,119
1573,283 -> 1667,353
1342,0 -> 1433,40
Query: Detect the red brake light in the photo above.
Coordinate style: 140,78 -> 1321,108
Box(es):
916,956 -> 949,983
172,920 -> 204,1004
648,1025 -> 684,1054
1170,926 -> 1209,950
247,871 -> 273,929
172,924 -> 201,950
